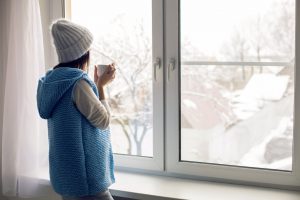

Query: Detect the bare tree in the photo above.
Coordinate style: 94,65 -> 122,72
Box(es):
222,29 -> 250,82
91,15 -> 152,155
269,0 -> 295,60
249,16 -> 264,73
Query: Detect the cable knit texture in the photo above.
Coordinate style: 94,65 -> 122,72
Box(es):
50,19 -> 93,63
36,67 -> 115,197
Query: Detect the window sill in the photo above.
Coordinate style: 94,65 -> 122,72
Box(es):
110,171 -> 300,200
36,170 -> 300,200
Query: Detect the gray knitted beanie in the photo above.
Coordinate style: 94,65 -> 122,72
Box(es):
50,19 -> 93,63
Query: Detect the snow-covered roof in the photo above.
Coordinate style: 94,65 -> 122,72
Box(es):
239,74 -> 289,101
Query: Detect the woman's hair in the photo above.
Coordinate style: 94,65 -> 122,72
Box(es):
54,51 -> 90,70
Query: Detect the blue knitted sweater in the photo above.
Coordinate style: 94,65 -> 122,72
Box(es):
36,67 -> 115,197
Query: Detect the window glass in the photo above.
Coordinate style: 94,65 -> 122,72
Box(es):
69,0 -> 153,157
180,0 -> 295,170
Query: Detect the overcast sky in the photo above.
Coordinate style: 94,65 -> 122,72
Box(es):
70,0 -> 293,60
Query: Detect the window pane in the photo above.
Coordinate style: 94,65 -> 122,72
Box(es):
180,0 -> 295,170
69,0 -> 153,157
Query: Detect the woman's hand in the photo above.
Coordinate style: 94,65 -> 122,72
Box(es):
94,63 -> 116,88
94,63 -> 116,100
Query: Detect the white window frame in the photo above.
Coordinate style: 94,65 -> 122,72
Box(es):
165,0 -> 300,190
47,0 -> 300,190
49,0 -> 164,171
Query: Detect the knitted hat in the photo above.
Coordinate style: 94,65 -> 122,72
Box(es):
50,19 -> 93,63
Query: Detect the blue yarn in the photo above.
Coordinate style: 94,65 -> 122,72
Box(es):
37,67 -> 115,196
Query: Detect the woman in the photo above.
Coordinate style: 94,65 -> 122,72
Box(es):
37,19 -> 116,200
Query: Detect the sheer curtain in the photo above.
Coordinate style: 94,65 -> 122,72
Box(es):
1,0 -> 49,198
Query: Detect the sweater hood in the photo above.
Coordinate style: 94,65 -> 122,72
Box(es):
37,67 -> 86,119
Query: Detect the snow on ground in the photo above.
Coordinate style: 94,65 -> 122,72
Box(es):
176,73 -> 293,170
231,74 -> 289,120
109,73 -> 293,170
240,117 -> 293,170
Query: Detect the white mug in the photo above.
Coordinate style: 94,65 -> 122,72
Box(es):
96,64 -> 109,77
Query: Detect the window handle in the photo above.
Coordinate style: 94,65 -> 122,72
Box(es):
168,58 -> 176,82
153,57 -> 161,81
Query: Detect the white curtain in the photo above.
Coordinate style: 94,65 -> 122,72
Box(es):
1,0 -> 48,198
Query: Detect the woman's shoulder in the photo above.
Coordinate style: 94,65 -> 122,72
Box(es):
77,75 -> 95,88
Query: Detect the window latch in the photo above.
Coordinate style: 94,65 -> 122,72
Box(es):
168,58 -> 176,82
154,57 -> 161,81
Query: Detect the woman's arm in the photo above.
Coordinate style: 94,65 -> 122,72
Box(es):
97,85 -> 106,100
73,79 -> 111,129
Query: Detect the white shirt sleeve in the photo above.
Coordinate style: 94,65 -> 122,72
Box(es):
72,79 -> 111,130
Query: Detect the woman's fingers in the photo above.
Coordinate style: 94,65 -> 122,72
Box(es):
110,63 -> 116,71
108,64 -> 112,72
108,66 -> 116,81
104,64 -> 112,74
97,63 -> 116,85
111,63 -> 116,69
94,65 -> 98,82
106,64 -> 116,77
